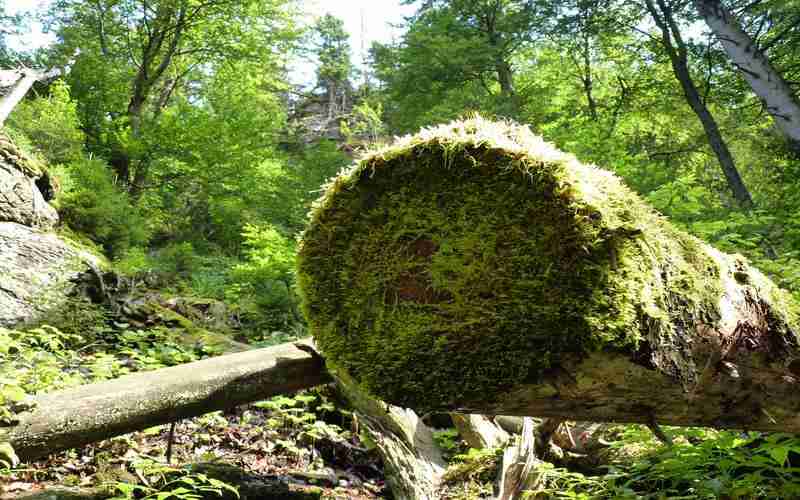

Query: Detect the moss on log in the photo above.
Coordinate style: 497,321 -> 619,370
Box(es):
298,117 -> 800,430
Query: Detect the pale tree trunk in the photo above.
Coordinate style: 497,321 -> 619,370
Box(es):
693,0 -> 800,153
498,417 -> 539,500
334,370 -> 447,500
1,339 -> 448,500
0,69 -> 59,127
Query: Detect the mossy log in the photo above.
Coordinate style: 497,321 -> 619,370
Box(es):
0,341 -> 330,462
297,117 -> 800,431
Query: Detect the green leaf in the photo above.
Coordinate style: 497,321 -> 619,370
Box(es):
768,445 -> 790,467
1,385 -> 26,402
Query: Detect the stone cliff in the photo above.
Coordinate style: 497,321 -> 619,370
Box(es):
0,134 -> 101,326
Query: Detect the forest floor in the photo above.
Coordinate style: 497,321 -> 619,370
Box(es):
0,293 -> 393,500
1,398 -> 388,499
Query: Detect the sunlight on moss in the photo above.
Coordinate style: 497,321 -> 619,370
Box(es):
297,116 -> 794,412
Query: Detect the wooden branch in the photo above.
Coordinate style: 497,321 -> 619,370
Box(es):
0,340 -> 331,462
0,69 -> 59,127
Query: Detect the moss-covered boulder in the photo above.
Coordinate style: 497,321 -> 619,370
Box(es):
298,118 -> 800,427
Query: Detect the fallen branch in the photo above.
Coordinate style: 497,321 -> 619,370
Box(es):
1,340 -> 330,462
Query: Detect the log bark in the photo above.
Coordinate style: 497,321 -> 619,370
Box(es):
451,413 -> 509,450
0,341 -> 330,462
498,417 -> 539,500
333,370 -> 447,500
693,0 -> 800,153
298,117 -> 800,433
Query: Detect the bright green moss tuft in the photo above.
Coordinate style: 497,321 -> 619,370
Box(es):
297,117 -> 727,412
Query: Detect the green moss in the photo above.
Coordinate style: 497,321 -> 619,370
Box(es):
0,130 -> 46,178
297,117 -> 728,412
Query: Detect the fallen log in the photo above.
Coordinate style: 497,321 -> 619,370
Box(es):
297,116 -> 800,432
333,370 -> 447,500
0,341 -> 330,462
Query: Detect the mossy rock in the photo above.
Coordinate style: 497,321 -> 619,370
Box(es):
297,117 -> 793,413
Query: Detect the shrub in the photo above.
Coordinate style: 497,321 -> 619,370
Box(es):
6,80 -> 85,165
57,157 -> 149,257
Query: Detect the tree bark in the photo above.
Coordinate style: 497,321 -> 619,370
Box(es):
424,245 -> 800,432
645,0 -> 754,207
0,69 -> 59,127
693,0 -> 800,153
0,340 -> 331,462
451,413 -> 509,450
333,370 -> 447,500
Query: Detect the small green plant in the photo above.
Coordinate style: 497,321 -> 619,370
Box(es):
434,428 -> 465,461
440,447 -> 502,500
110,460 -> 239,500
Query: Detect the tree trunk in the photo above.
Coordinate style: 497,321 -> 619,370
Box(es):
646,0 -> 754,207
580,32 -> 598,121
333,370 -> 447,500
0,69 -> 59,127
693,0 -> 800,153
498,417 -> 539,500
298,117 -> 800,434
0,341 -> 330,462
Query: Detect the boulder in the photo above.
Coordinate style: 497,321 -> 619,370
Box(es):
0,134 -> 58,230
0,222 -> 101,327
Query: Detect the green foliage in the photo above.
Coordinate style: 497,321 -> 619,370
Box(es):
312,14 -> 353,100
57,157 -> 149,257
253,391 -> 352,461
228,224 -> 300,338
434,428 -> 465,461
598,427 -> 800,499
440,447 -> 502,499
341,100 -> 387,144
6,80 -> 85,165
111,460 -> 239,500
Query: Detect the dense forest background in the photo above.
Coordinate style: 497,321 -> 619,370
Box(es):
5,0 -> 800,333
3,0 -> 800,498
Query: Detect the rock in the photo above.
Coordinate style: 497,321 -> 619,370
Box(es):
0,134 -> 58,230
0,222 -> 101,327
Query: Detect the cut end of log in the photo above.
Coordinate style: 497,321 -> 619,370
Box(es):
298,116 -> 800,423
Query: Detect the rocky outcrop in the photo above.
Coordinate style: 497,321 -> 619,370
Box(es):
0,222 -> 101,327
0,134 -> 102,327
0,134 -> 58,230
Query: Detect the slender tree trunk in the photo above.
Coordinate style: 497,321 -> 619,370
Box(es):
496,57 -> 515,100
580,33 -> 598,121
693,0 -> 800,153
646,0 -> 754,207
